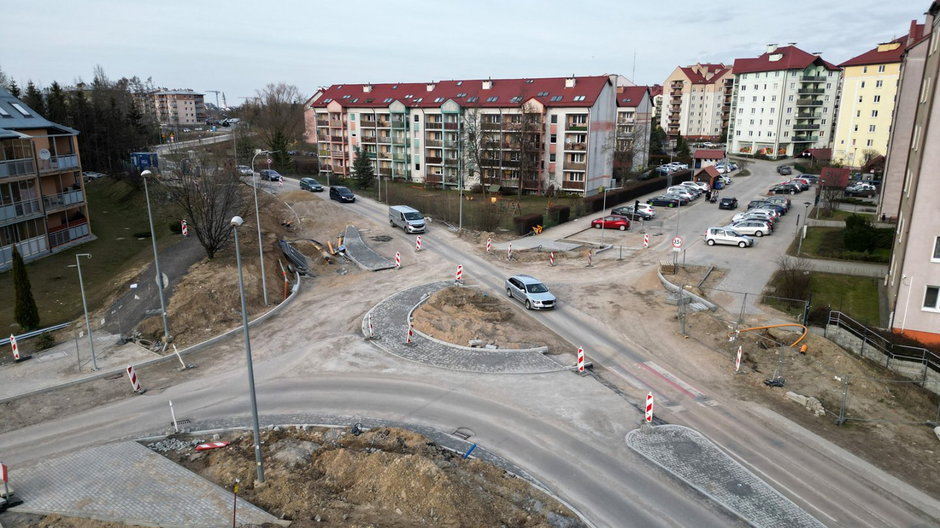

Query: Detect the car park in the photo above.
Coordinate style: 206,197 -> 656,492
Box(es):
591,215 -> 631,230
505,275 -> 556,310
329,185 -> 356,203
648,195 -> 683,207
236,165 -> 254,176
611,204 -> 655,220
733,211 -> 776,225
728,220 -> 772,237
705,227 -> 755,248
718,197 -> 738,210
259,169 -> 283,182
299,177 -> 323,192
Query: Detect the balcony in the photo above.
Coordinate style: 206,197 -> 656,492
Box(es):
561,180 -> 585,191
377,137 -> 392,144
392,154 -> 409,162
426,156 -> 443,164
42,189 -> 84,210
360,135 -> 377,143
566,125 -> 587,131
37,154 -> 79,173
0,198 -> 42,225
481,122 -> 501,130
796,112 -> 821,119
564,142 -> 587,151
792,135 -> 819,143
443,122 -> 459,130
443,159 -> 458,167
318,149 -> 330,157
330,136 -> 344,142
563,162 -> 587,170
798,87 -> 824,95
793,124 -> 820,131
316,120 -> 329,127
426,122 -> 443,130
329,119 -> 344,127
796,99 -> 823,106
391,120 -> 407,129
425,139 -> 443,147
0,235 -> 47,270
360,121 -> 376,128
48,219 -> 90,249
801,76 -> 826,82
377,120 -> 390,127
0,158 -> 36,179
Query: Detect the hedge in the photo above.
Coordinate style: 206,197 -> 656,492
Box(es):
513,213 -> 544,235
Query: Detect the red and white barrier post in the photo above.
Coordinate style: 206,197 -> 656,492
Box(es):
181,219 -> 189,237
735,345 -> 742,373
1,461 -> 10,501
486,238 -> 492,252
415,236 -> 422,252
395,251 -> 401,270
577,346 -> 584,373
368,314 -> 375,339
10,334 -> 19,361
507,242 -> 512,260
126,365 -> 144,394
587,250 -> 593,267
406,323 -> 414,344
550,252 -> 555,266
455,264 -> 463,284
645,392 -> 654,423
643,234 -> 649,249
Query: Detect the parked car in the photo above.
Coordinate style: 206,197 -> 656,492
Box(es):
799,174 -> 819,185
591,215 -> 631,231
729,220 -> 772,237
718,197 -> 738,210
732,211 -> 776,225
648,195 -> 683,207
611,204 -> 655,220
770,183 -> 800,194
329,185 -> 356,203
82,171 -> 105,182
845,184 -> 877,197
777,165 -> 793,175
681,180 -> 709,192
505,274 -> 556,310
705,227 -> 755,248
786,179 -> 810,191
747,201 -> 786,216
259,169 -> 283,182
671,162 -> 689,170
236,165 -> 254,176
299,177 -> 323,192
666,187 -> 696,201
764,196 -> 791,210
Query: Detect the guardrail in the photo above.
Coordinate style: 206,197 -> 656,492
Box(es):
0,321 -> 72,346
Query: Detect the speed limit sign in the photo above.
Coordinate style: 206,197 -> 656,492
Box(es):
266,158 -> 273,165
672,236 -> 683,249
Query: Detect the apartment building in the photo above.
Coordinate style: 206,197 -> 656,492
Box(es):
660,64 -> 733,142
140,90 -> 207,127
884,2 -> 940,345
727,45 -> 841,158
0,87 -> 92,270
615,85 -> 652,170
833,22 -> 926,166
649,85 -> 663,122
304,76 -> 617,196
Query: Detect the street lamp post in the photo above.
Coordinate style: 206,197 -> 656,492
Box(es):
250,150 -> 271,306
231,216 -> 265,483
140,170 -> 171,342
601,180 -> 609,244
797,201 -> 811,255
72,253 -> 97,371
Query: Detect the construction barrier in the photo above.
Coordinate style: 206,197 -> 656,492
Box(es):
507,242 -> 512,260
415,236 -> 422,252
455,264 -> 463,283
126,365 -> 143,393
643,234 -> 649,248
645,392 -> 654,423
406,323 -> 414,344
550,252 -> 555,266
577,346 -> 584,373
735,346 -> 742,372
9,334 -> 19,361
486,238 -> 491,252
395,252 -> 401,269
181,219 -> 188,237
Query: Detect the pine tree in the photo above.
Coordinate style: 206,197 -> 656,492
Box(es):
676,133 -> 691,160
23,81 -> 45,115
352,146 -> 374,189
12,246 -> 40,331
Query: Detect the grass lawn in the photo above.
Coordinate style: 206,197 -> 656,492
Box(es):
797,226 -> 890,262
0,179 -> 181,333
813,209 -> 873,222
809,272 -> 881,326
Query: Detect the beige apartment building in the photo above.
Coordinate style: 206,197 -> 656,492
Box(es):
660,64 -> 733,142
884,2 -> 940,346
0,87 -> 92,270
833,22 -> 925,167
144,90 -> 207,127
304,76 -> 618,196
616,85 -> 652,170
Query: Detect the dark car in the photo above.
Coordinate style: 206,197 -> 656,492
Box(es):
748,200 -> 786,215
612,204 -> 655,220
770,184 -> 800,194
299,177 -> 323,192
776,165 -> 793,175
648,195 -> 682,207
718,197 -> 738,210
259,169 -> 283,182
765,196 -> 791,210
329,186 -> 356,203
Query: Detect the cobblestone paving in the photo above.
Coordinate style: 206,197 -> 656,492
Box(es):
12,441 -> 282,527
343,225 -> 395,271
362,281 -> 568,374
626,425 -> 824,528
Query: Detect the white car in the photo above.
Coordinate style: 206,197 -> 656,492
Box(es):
236,165 -> 254,176
666,187 -> 695,201
728,220 -> 772,237
705,227 -> 755,248
732,211 -> 775,224
681,180 -> 709,192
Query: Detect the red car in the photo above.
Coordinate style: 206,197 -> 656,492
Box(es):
591,215 -> 631,231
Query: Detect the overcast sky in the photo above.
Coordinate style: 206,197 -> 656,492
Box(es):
1,0 -> 928,104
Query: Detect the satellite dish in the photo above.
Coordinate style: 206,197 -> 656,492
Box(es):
39,149 -> 51,160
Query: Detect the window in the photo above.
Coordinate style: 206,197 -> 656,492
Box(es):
323,98 -> 332,103
342,95 -> 350,99
878,65 -> 886,73
871,110 -> 879,118
863,66 -> 868,73
383,98 -> 393,103
924,286 -> 940,311
538,91 -> 549,97
551,95 -> 563,102
350,98 -> 358,103
486,96 -> 498,102
0,105 -> 9,117
414,114 -> 419,122
573,95 -> 586,102
869,125 -> 876,132
510,96 -> 522,103
434,97 -> 444,103
456,92 -> 467,98
414,98 -> 423,103
860,81 -> 866,89
874,95 -> 881,103
467,96 -> 479,102
858,96 -> 863,103
854,124 -> 859,132
752,96 -> 758,102
549,153 -> 556,162
933,236 -> 940,262
550,134 -> 556,143
876,80 -> 883,88
866,139 -> 874,146
415,163 -> 420,170
550,114 -> 557,123
404,94 -> 413,99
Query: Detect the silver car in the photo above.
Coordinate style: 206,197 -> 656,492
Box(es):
728,220 -> 772,237
705,227 -> 755,248
505,275 -> 556,310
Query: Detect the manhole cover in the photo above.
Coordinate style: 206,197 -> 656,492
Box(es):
370,235 -> 393,242
726,480 -> 754,496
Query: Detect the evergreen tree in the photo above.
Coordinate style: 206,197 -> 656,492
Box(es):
45,81 -> 69,124
676,133 -> 691,160
352,146 -> 374,189
649,126 -> 667,156
12,247 -> 40,331
8,79 -> 20,97
23,81 -> 45,115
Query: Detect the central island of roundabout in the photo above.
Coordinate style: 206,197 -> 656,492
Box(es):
362,281 -> 573,374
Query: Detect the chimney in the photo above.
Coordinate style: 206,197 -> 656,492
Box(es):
363,84 -> 372,93
482,78 -> 492,90
565,75 -> 576,88
426,82 -> 436,92
766,43 -> 778,53
812,51 -> 822,56
786,42 -> 797,47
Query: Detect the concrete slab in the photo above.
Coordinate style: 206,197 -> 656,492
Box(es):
343,225 -> 395,271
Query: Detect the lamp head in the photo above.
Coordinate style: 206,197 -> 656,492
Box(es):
230,216 -> 244,227
141,169 -> 152,177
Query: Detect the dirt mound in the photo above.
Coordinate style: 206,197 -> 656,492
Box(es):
162,426 -> 582,528
412,286 -> 571,352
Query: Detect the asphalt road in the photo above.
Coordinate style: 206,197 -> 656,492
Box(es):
2,166 -> 938,528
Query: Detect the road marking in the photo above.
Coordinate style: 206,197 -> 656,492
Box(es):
638,361 -> 716,407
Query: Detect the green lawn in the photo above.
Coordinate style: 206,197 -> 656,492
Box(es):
797,226 -> 890,262
814,209 -> 873,222
0,179 -> 181,333
809,272 -> 881,326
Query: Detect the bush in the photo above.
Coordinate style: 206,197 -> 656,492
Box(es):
169,222 -> 183,234
547,204 -> 570,225
807,306 -> 832,326
513,213 -> 543,236
844,214 -> 875,253
34,332 -> 55,350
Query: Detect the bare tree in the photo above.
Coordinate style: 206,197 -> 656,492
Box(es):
461,106 -> 501,200
244,83 -> 306,168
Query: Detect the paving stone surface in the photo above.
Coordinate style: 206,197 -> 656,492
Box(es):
11,441 -> 282,528
363,281 -> 568,374
343,225 -> 395,271
626,425 -> 824,528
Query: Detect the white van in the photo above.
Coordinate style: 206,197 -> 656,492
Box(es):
389,205 -> 426,234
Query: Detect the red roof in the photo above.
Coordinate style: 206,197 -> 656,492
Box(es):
699,166 -> 721,179
649,85 -> 663,98
308,76 -> 611,109
820,167 -> 850,188
839,27 -> 924,67
679,64 -> 731,84
733,46 -> 838,75
617,86 -> 649,107
693,149 -> 726,159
